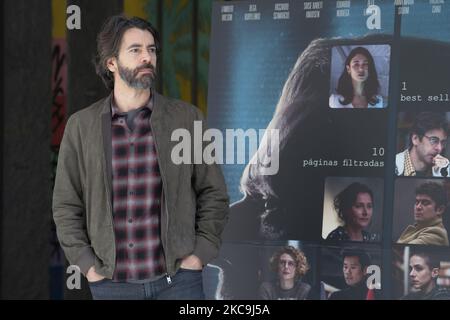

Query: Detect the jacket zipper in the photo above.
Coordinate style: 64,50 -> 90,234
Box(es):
150,119 -> 171,278
103,136 -> 116,276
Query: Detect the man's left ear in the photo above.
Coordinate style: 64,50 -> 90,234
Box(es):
436,205 -> 445,217
106,57 -> 117,73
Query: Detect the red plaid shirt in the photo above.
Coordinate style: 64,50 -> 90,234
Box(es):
110,96 -> 165,282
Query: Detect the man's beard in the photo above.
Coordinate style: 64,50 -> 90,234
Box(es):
117,60 -> 156,90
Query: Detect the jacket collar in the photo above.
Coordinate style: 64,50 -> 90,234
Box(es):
416,215 -> 443,228
101,90 -> 167,118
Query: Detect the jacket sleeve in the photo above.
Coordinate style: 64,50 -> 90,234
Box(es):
191,108 -> 230,266
52,115 -> 96,275
407,228 -> 448,246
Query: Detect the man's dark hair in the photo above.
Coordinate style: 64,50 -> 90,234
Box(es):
409,112 -> 448,150
336,46 -> 380,106
410,250 -> 440,270
94,15 -> 161,90
415,181 -> 447,209
341,249 -> 371,269
334,182 -> 374,223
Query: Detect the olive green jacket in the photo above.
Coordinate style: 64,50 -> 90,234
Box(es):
52,92 -> 229,278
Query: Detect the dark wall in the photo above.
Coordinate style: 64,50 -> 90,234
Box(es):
2,0 -> 52,299
67,0 -> 123,116
64,0 -> 123,300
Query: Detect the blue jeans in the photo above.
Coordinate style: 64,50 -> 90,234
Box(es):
88,268 -> 205,300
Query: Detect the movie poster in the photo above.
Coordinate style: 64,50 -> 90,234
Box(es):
205,0 -> 450,300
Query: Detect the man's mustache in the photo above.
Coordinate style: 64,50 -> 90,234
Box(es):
136,64 -> 155,73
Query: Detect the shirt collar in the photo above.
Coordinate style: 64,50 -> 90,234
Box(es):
110,89 -> 154,118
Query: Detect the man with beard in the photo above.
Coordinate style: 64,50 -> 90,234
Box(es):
396,112 -> 449,177
52,16 -> 229,299
397,182 -> 449,246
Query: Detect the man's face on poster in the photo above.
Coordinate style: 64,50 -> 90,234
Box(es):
412,129 -> 447,167
414,194 -> 443,223
343,256 -> 366,287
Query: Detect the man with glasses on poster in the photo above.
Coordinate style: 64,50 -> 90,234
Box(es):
396,112 -> 449,177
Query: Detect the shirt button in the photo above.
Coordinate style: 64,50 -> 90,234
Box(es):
129,243 -> 134,248
128,219 -> 133,224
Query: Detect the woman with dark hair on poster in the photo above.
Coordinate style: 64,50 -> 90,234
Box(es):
326,182 -> 380,242
401,251 -> 450,300
329,46 -> 383,108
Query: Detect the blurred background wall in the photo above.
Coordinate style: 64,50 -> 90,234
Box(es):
3,0 -> 52,299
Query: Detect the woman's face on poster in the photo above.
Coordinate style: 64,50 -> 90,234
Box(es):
346,53 -> 369,84
346,192 -> 373,229
277,253 -> 296,281
409,255 -> 436,292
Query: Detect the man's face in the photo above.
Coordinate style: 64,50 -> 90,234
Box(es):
277,253 -> 296,282
414,194 -> 443,223
409,255 -> 438,292
412,129 -> 447,166
108,28 -> 157,89
343,256 -> 366,287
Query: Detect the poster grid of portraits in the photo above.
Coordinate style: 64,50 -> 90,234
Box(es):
205,0 -> 450,300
